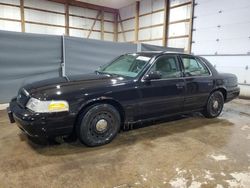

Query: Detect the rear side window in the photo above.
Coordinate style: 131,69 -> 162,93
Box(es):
181,56 -> 210,77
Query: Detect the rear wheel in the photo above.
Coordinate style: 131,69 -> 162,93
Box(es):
203,91 -> 224,118
77,104 -> 121,147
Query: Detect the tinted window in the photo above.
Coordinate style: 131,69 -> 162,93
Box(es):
150,56 -> 181,78
181,56 -> 210,76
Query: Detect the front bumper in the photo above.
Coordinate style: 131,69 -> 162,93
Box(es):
8,98 -> 75,138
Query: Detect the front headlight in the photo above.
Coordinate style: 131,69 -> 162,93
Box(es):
26,97 -> 69,113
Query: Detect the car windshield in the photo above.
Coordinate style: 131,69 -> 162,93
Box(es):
98,54 -> 151,78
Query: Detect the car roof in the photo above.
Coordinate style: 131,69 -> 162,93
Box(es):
135,51 -> 193,57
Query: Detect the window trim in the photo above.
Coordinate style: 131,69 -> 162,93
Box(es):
141,54 -> 183,82
179,55 -> 212,78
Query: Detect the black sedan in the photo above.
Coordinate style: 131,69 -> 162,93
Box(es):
8,52 -> 240,146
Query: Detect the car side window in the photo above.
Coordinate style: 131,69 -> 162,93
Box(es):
181,56 -> 210,77
150,56 -> 181,79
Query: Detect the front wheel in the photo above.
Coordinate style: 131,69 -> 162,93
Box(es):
203,91 -> 224,118
77,104 -> 121,147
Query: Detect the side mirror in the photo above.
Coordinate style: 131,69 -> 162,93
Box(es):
144,71 -> 162,81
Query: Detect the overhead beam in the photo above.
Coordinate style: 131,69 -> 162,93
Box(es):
20,0 -> 25,32
134,1 -> 140,42
47,0 -> 118,13
163,0 -> 170,46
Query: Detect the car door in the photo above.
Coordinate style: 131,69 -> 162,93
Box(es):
136,55 -> 185,120
179,55 -> 214,111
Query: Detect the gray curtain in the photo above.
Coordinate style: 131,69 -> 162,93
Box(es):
0,30 -> 183,103
0,31 -> 62,103
65,36 -> 137,75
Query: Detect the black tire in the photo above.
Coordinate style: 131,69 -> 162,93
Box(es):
203,91 -> 224,118
77,104 -> 121,147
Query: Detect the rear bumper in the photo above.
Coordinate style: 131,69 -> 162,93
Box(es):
8,99 -> 75,138
225,87 -> 240,102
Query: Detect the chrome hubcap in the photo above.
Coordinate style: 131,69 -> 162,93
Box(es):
95,119 -> 108,132
213,100 -> 219,109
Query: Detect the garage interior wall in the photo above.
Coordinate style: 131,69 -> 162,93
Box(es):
0,0 -> 194,50
0,0 -> 117,41
192,0 -> 250,97
0,29 -> 182,103
118,0 -> 194,51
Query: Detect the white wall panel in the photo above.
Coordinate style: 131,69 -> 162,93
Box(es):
69,28 -> 87,38
0,20 -> 21,32
89,31 -> 100,40
152,0 -> 164,11
104,12 -> 114,21
203,56 -> 250,84
69,16 -> 87,28
25,23 -> 65,35
169,22 -> 189,37
139,26 -> 163,40
124,31 -> 135,42
140,0 -> 164,14
152,11 -> 164,24
140,0 -> 152,15
119,4 -> 135,19
0,4 -> 20,19
118,33 -> 125,42
170,0 -> 190,6
121,19 -> 135,31
0,0 -> 20,5
168,37 -> 188,50
151,26 -> 163,38
139,12 -> 164,27
169,5 -> 191,22
139,28 -> 151,40
139,15 -> 151,27
104,22 -> 114,32
191,40 -> 220,55
25,9 -> 65,25
69,16 -> 100,31
104,33 -> 114,41
24,0 -> 64,13
69,6 -> 98,18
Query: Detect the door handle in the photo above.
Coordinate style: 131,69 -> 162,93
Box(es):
176,82 -> 185,89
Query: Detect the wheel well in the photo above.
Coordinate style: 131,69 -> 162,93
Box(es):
74,99 -> 125,129
212,88 -> 227,101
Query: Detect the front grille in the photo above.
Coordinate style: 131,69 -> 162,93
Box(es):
16,88 -> 30,108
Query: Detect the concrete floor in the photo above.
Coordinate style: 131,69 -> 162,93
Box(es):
0,99 -> 250,188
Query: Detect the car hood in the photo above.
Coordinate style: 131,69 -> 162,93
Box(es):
23,73 -> 132,99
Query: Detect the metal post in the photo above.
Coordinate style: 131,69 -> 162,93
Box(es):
137,43 -> 142,52
62,35 -> 66,77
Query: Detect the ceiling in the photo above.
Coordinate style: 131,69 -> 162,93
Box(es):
77,0 -> 138,9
